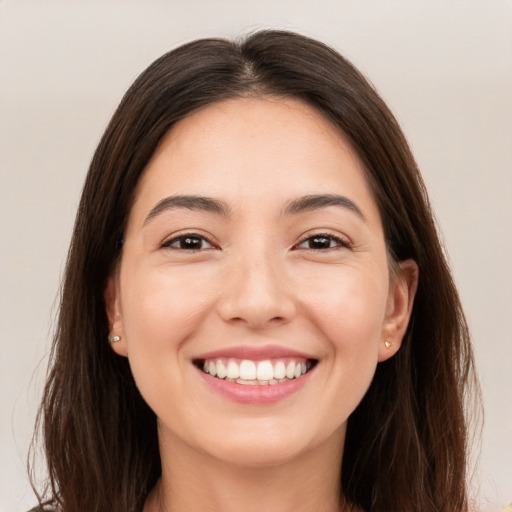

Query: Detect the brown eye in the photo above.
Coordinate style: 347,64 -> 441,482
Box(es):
162,235 -> 214,251
296,234 -> 350,250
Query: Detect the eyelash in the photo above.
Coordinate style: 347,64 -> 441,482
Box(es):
161,232 -> 352,252
294,232 -> 352,251
161,233 -> 217,251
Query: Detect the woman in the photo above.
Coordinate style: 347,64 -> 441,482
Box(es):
30,30 -> 476,512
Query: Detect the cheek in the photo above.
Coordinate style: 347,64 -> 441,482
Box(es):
119,264 -> 219,370
292,266 -> 390,434
301,265 -> 389,351
118,263 -> 223,420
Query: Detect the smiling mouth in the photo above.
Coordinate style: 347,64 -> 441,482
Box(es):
194,357 -> 318,385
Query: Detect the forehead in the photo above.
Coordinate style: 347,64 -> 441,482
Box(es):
131,96 -> 380,224
148,96 -> 357,175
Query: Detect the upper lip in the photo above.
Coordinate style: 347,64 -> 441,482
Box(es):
194,344 -> 317,361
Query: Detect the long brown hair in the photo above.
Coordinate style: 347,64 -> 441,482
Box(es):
30,30 -> 477,512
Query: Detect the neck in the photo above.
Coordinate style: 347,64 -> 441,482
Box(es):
145,426 -> 349,512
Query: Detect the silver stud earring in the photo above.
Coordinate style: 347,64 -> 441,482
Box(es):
108,335 -> 121,344
384,340 -> 392,348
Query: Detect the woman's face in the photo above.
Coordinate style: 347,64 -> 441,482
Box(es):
107,97 -> 416,468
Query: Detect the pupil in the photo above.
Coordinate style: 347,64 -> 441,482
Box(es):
182,237 -> 201,249
311,236 -> 330,249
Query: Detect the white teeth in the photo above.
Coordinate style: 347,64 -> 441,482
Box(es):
226,360 -> 240,379
216,360 -> 227,379
236,378 -> 257,385
285,361 -> 295,379
201,357 -> 314,385
256,360 -> 273,380
273,361 -> 286,379
239,360 -> 257,380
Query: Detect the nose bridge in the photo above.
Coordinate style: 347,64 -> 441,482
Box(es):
219,242 -> 295,327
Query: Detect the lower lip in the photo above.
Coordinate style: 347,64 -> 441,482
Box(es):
197,367 -> 313,404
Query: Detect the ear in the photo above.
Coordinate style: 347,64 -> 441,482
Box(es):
104,274 -> 128,357
378,259 -> 419,362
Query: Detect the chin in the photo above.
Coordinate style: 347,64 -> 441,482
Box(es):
211,439 -> 310,469
192,418 -> 345,470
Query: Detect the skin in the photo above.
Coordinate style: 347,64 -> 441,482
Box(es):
106,96 -> 418,512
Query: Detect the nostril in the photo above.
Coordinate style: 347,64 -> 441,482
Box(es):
216,270 -> 297,328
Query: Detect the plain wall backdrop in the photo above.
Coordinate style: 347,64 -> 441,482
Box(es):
1,1 -> 511,511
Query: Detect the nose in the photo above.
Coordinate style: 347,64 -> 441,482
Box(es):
217,253 -> 296,329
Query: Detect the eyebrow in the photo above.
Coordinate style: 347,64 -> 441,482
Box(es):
283,194 -> 365,219
144,195 -> 230,225
144,193 -> 364,226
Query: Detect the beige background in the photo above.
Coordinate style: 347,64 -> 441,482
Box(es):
1,1 -> 511,511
